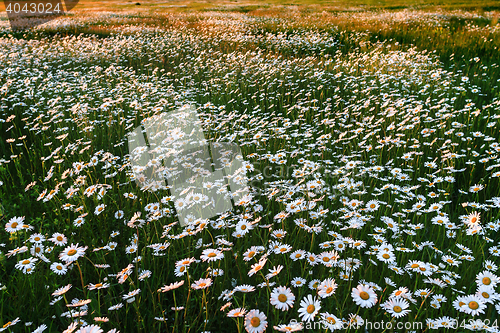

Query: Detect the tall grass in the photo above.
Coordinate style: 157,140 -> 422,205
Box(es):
0,7 -> 499,333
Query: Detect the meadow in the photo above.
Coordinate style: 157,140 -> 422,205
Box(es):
0,1 -> 500,332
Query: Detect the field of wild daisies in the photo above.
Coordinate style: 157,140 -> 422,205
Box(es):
1,6 -> 500,332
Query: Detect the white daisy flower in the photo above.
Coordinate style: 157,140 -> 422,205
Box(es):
351,284 -> 377,308
298,294 -> 321,322
270,286 -> 295,311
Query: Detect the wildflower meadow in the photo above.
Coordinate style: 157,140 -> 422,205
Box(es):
0,1 -> 500,332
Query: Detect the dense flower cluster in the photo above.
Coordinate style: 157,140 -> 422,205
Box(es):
0,8 -> 499,333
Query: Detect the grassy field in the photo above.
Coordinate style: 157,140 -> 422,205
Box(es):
2,0 -> 500,14
0,1 -> 500,332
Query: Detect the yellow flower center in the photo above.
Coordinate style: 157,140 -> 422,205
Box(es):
468,301 -> 479,310
22,260 -> 30,265
95,283 -> 103,288
3,322 -> 11,328
482,292 -> 489,298
306,305 -> 315,314
207,253 -> 216,258
57,236 -> 63,241
360,291 -> 370,300
482,277 -> 491,285
278,294 -> 287,303
326,317 -> 336,324
382,253 -> 390,259
11,222 -> 18,228
250,317 -> 260,327
393,306 -> 402,313
326,287 -> 333,294
67,249 -> 77,256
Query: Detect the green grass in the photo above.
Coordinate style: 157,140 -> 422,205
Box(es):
0,5 -> 499,333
